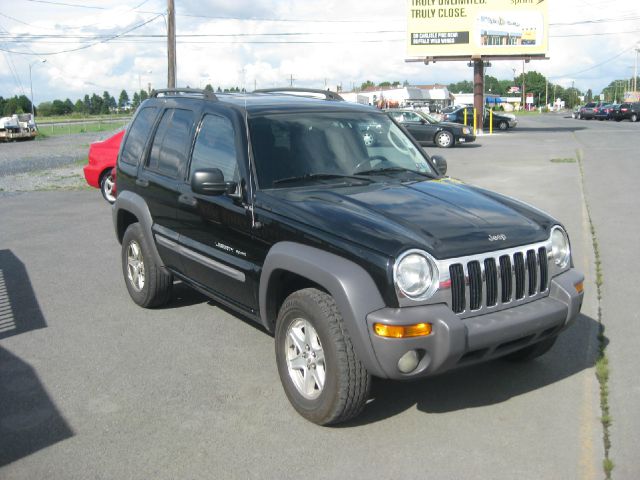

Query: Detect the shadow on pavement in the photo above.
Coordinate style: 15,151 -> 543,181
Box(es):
343,312 -> 601,426
0,249 -> 73,467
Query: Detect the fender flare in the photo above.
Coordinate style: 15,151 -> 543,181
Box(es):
259,241 -> 387,377
112,190 -> 165,269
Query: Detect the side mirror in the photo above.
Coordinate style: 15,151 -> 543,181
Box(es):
431,155 -> 447,176
419,118 -> 427,124
191,168 -> 235,196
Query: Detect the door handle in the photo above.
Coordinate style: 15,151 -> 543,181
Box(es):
178,194 -> 197,207
136,178 -> 149,187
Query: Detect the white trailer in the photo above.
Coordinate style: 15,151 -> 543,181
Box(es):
0,113 -> 38,141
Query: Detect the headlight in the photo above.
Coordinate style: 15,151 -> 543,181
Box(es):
462,127 -> 471,134
394,250 -> 438,300
551,226 -> 571,270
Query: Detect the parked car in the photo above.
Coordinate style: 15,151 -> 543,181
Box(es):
113,87 -> 583,425
593,103 -> 618,121
83,129 -> 125,203
592,103 -> 612,120
613,102 -> 640,122
441,106 -> 517,130
385,108 -> 475,148
578,102 -> 610,120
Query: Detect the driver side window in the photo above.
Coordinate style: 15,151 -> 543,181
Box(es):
190,114 -> 238,182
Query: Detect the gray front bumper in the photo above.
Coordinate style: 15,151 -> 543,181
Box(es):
365,269 -> 584,379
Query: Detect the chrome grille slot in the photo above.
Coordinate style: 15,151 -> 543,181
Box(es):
449,264 -> 465,314
527,250 -> 537,295
484,258 -> 498,307
514,252 -> 525,300
467,260 -> 483,310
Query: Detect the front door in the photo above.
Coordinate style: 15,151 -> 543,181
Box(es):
174,112 -> 258,312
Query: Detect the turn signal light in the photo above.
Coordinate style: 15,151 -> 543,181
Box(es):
575,281 -> 584,294
374,323 -> 432,338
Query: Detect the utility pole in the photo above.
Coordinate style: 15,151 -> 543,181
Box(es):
167,0 -> 176,88
289,74 -> 295,87
634,47 -> 639,93
473,59 -> 484,133
521,59 -> 526,111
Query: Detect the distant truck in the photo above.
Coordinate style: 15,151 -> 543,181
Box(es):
0,113 -> 37,141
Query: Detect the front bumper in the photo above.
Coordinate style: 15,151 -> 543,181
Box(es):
457,133 -> 476,144
365,269 -> 583,379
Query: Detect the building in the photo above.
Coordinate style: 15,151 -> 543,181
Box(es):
340,85 -> 453,111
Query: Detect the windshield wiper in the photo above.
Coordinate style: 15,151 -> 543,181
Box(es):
272,173 -> 373,186
354,166 -> 435,178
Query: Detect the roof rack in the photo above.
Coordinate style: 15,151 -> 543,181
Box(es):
151,88 -> 218,101
252,87 -> 344,101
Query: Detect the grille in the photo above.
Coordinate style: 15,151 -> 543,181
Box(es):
449,247 -> 548,314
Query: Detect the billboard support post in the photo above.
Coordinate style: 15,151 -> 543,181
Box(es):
473,60 -> 484,134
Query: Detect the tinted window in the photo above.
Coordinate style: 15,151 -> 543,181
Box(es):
147,108 -> 194,178
120,107 -> 157,165
190,114 -> 238,181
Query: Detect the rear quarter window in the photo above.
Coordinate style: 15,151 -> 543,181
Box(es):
120,107 -> 157,166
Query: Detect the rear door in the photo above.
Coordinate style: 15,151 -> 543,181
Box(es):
137,107 -> 197,271
396,111 -> 436,143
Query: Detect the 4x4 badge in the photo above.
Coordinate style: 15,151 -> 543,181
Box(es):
488,234 -> 507,242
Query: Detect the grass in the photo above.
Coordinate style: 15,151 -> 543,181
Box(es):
38,113 -> 130,123
576,146 -> 613,479
35,120 -> 127,137
550,157 -> 577,163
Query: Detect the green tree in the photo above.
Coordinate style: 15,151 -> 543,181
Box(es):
37,101 -> 54,116
204,84 -> 214,93
359,80 -> 375,91
63,99 -> 74,114
118,89 -> 129,109
74,99 -> 85,114
90,93 -> 103,114
131,91 -> 141,109
448,80 -> 473,94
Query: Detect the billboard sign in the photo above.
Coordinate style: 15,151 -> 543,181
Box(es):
407,0 -> 549,58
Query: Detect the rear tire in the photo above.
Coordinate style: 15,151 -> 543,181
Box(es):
502,336 -> 557,362
631,113 -> 638,122
275,288 -> 370,425
100,169 -> 116,204
121,223 -> 172,308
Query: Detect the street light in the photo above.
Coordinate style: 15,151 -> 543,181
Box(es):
29,59 -> 46,124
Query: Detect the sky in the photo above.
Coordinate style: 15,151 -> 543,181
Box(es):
1,0 -> 639,104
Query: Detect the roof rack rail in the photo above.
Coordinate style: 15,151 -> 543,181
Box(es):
151,88 -> 218,101
253,87 -> 344,101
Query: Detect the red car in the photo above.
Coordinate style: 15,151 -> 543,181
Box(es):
83,129 -> 124,203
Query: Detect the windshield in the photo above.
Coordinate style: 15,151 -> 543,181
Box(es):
249,111 -> 436,189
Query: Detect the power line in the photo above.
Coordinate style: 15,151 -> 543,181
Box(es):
0,14 -> 163,55
548,45 -> 638,79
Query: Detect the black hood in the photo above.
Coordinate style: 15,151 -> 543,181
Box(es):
258,178 -> 556,259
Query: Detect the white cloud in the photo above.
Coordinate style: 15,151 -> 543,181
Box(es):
1,0 -> 638,103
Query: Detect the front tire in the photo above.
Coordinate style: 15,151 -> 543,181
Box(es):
631,113 -> 638,122
275,288 -> 370,425
435,130 -> 454,148
498,120 -> 508,131
121,223 -> 172,308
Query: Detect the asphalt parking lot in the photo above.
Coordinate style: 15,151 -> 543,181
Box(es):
1,113 -> 638,479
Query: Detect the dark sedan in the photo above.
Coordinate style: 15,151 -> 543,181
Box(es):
441,105 -> 517,130
385,109 -> 475,148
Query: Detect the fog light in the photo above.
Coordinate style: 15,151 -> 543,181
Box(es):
398,350 -> 420,374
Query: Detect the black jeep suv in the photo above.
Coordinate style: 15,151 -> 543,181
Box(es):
113,88 -> 584,425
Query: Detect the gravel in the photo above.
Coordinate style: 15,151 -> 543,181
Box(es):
0,130 -> 120,195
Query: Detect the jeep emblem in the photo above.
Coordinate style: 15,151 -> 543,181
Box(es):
488,234 -> 507,242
